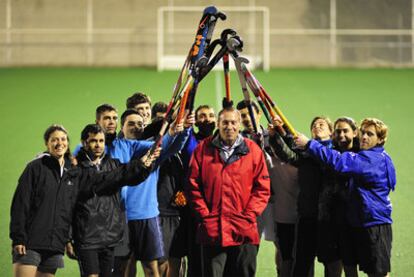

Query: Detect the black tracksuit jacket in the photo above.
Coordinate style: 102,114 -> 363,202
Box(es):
73,149 -> 125,250
10,153 -> 150,254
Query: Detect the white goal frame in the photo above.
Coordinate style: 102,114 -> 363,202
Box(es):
157,6 -> 270,72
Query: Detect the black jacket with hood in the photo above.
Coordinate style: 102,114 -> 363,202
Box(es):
10,152 -> 150,254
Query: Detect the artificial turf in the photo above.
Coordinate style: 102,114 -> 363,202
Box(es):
1,67 -> 413,276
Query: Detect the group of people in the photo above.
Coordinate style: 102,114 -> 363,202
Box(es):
10,91 -> 396,277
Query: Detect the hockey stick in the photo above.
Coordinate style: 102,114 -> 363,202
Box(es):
150,6 -> 225,152
244,67 -> 297,136
226,36 -> 259,134
223,52 -> 231,102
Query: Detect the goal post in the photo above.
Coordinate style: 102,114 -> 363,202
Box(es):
157,6 -> 270,72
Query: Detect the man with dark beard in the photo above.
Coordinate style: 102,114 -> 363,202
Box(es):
70,124 -> 160,277
193,105 -> 217,140
181,105 -> 217,167
73,104 -> 191,277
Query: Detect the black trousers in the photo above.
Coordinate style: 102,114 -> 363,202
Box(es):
187,215 -> 202,277
202,244 -> 258,277
276,222 -> 296,261
77,246 -> 114,277
292,217 -> 317,277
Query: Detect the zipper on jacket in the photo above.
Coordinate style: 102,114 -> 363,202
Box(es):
50,168 -> 65,249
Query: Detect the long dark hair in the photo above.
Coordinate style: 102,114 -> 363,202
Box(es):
334,117 -> 360,150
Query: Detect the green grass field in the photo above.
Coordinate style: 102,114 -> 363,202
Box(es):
1,68 -> 413,276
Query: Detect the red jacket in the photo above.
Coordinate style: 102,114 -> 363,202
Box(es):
187,136 -> 270,247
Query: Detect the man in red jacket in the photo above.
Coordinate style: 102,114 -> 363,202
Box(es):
187,107 -> 270,277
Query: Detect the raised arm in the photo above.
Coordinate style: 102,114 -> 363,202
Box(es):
267,117 -> 301,164
157,112 -> 194,164
269,132 -> 301,165
306,139 -> 366,175
79,147 -> 160,196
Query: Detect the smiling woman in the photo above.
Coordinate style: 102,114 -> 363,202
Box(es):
44,125 -> 71,165
11,125 -> 72,277
9,124 -> 158,277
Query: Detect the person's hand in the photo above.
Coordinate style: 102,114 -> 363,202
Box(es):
14,244 -> 26,255
243,211 -> 257,224
267,123 -> 276,137
268,115 -> 286,137
222,97 -> 233,109
65,242 -> 77,260
168,117 -> 185,136
184,111 -> 195,129
294,133 -> 310,149
71,157 -> 78,166
271,115 -> 284,128
141,146 -> 162,168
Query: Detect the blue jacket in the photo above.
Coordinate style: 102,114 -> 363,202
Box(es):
117,130 -> 190,220
74,129 -> 191,220
181,129 -> 201,168
307,140 -> 396,227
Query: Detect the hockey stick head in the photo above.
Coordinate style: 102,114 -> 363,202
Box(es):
195,56 -> 209,69
203,6 -> 219,16
203,6 -> 226,20
227,36 -> 244,55
216,12 -> 227,20
221,29 -> 237,41
234,56 -> 250,66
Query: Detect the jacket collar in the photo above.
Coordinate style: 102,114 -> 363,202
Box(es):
369,146 -> 385,152
210,133 -> 249,164
40,152 -> 73,175
211,133 -> 244,149
77,147 -> 107,168
319,139 -> 332,147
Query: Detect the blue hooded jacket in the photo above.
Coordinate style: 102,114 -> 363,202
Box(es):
307,140 -> 396,227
